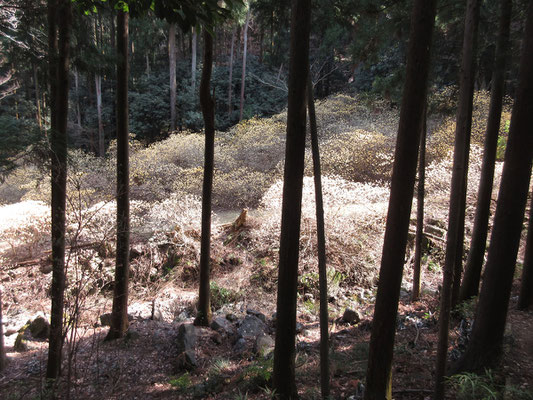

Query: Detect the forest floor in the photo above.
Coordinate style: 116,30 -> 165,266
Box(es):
0,201 -> 532,400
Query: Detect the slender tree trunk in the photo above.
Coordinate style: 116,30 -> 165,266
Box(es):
0,286 -> 5,372
459,0 -> 512,303
74,69 -> 81,128
307,75 -> 330,399
434,1 -> 480,397
412,106 -> 427,302
518,194 -> 533,310
106,10 -> 130,341
194,29 -> 215,327
259,27 -> 264,64
449,0 -> 481,309
33,64 -> 42,130
239,8 -> 251,122
95,75 -> 105,157
191,27 -> 197,93
364,2 -> 436,399
272,0 -> 311,397
46,0 -> 71,382
169,22 -> 177,131
228,27 -> 236,116
454,1 -> 533,371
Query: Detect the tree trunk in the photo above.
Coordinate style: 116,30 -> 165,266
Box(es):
272,0 -> 311,397
412,106 -> 427,302
228,27 -> 236,116
434,1 -> 480,397
363,2 -> 436,399
518,194 -> 533,310
454,1 -> 533,371
95,75 -> 105,157
106,10 -> 130,341
239,8 -> 251,122
33,64 -> 42,130
191,27 -> 197,93
307,75 -> 330,399
0,286 -> 5,372
74,68 -> 81,128
194,29 -> 215,327
459,0 -> 512,303
169,22 -> 177,131
46,0 -> 71,382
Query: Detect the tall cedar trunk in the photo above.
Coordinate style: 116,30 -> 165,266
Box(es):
74,69 -> 81,127
434,1 -> 480,396
0,286 -> 5,371
363,2 -> 436,399
106,10 -> 130,341
228,27 -> 236,116
33,64 -> 42,130
191,28 -> 197,93
272,0 -> 311,397
194,29 -> 215,327
449,0 -> 481,309
307,75 -> 330,399
454,1 -> 533,371
46,0 -> 71,381
169,22 -> 177,131
412,107 -> 427,302
95,75 -> 105,156
239,9 -> 251,122
459,0 -> 512,303
518,195 -> 533,310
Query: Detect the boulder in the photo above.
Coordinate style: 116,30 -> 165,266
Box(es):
246,308 -> 266,323
238,315 -> 266,339
176,323 -> 196,353
254,334 -> 274,358
210,316 -> 234,335
342,309 -> 361,325
28,316 -> 50,339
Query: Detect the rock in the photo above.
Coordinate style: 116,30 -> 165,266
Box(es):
14,332 -> 28,352
238,315 -> 266,339
28,316 -> 50,339
246,308 -> 266,323
176,323 -> 196,353
295,322 -> 304,333
232,337 -> 247,354
212,332 -> 223,345
210,317 -> 234,335
303,293 -> 314,302
342,309 -> 361,325
254,334 -> 274,357
129,244 -> 144,260
226,313 -> 238,322
176,349 -> 197,370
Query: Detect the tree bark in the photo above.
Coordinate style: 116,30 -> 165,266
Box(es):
33,64 -> 42,131
272,0 -> 311,398
0,286 -> 5,372
239,8 -> 251,122
412,106 -> 427,302
95,74 -> 104,156
454,0 -> 533,371
364,2 -> 436,399
459,0 -> 512,303
46,0 -> 71,381
518,194 -> 533,310
436,0 -> 481,393
307,74 -> 330,399
434,1 -> 480,397
106,10 -> 130,341
169,22 -> 177,131
228,27 -> 236,116
194,29 -> 215,327
191,27 -> 197,93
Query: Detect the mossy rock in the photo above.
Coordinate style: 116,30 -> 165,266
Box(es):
14,332 -> 28,352
29,316 -> 50,339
